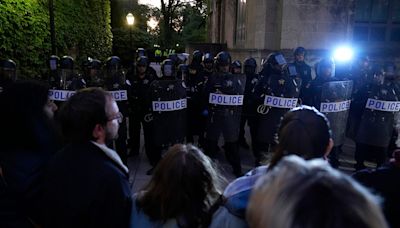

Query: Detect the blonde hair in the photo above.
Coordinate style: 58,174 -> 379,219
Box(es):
247,155 -> 388,228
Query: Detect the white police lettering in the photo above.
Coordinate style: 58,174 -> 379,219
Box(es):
320,100 -> 351,113
209,93 -> 244,106
264,95 -> 298,108
152,99 -> 187,112
109,90 -> 128,101
365,98 -> 400,112
48,89 -> 76,101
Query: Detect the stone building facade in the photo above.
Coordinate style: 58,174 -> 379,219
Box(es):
208,0 -> 400,68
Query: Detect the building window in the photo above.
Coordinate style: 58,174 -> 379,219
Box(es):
235,0 -> 246,43
353,0 -> 400,45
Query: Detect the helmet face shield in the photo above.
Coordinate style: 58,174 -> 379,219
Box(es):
163,64 -> 173,77
275,54 -> 287,66
49,59 -> 58,71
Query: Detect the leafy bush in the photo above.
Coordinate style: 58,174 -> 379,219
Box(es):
0,0 -> 112,78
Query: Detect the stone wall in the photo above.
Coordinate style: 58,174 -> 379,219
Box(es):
280,0 -> 354,49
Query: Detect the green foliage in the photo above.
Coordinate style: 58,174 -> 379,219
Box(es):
111,3 -> 158,62
0,0 -> 112,77
180,3 -> 207,44
153,0 -> 207,48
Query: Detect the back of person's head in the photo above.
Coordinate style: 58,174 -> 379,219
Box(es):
57,87 -> 111,143
269,105 -> 332,169
138,144 -> 225,227
247,155 -> 388,228
0,80 -> 53,150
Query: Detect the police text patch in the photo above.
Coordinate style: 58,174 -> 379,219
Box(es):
365,98 -> 400,112
320,100 -> 351,113
48,90 -> 76,101
209,93 -> 244,106
152,99 -> 187,112
109,90 -> 128,101
264,95 -> 298,109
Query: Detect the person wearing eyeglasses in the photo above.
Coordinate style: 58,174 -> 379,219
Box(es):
42,87 -> 132,228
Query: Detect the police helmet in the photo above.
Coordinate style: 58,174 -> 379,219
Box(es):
192,50 -> 203,64
105,56 -> 121,70
215,51 -> 231,66
136,56 -> 149,67
203,53 -> 214,64
0,59 -> 16,70
244,57 -> 257,74
60,56 -> 74,69
89,59 -> 102,69
294,47 -> 306,56
266,52 -> 287,66
318,58 -> 335,69
231,60 -> 242,69
136,48 -> 146,57
161,59 -> 175,77
317,58 -> 335,77
244,57 -> 257,68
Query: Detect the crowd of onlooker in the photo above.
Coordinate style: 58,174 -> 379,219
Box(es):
0,80 -> 399,228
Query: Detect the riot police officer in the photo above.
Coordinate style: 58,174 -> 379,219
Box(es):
186,50 -> 207,145
292,47 -> 312,103
306,58 -> 338,107
83,58 -> 104,87
252,53 -> 301,165
347,56 -> 374,140
59,56 -> 86,91
59,56 -> 74,90
202,52 -> 214,82
204,51 -> 244,176
355,63 -> 400,170
148,59 -> 187,174
128,56 -> 156,157
105,56 -> 130,163
314,58 -> 353,168
0,59 -> 17,93
130,48 -> 157,79
238,57 -> 259,149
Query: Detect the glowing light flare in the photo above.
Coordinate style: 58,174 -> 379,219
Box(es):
333,46 -> 354,62
126,13 -> 135,25
147,17 -> 158,30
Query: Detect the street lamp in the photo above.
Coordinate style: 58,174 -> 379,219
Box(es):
126,13 -> 135,52
126,13 -> 135,26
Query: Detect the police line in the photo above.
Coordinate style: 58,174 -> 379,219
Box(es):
264,95 -> 298,109
152,98 -> 187,112
320,100 -> 351,113
48,89 -> 128,101
209,93 -> 244,106
366,98 -> 400,112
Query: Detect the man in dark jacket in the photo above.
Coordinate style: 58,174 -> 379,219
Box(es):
43,88 -> 132,228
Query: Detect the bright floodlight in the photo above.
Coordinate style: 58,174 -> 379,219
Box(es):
333,46 -> 353,62
126,13 -> 135,26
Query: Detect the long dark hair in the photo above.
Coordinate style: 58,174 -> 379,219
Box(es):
269,105 -> 332,170
0,80 -> 59,152
137,144 -> 225,227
